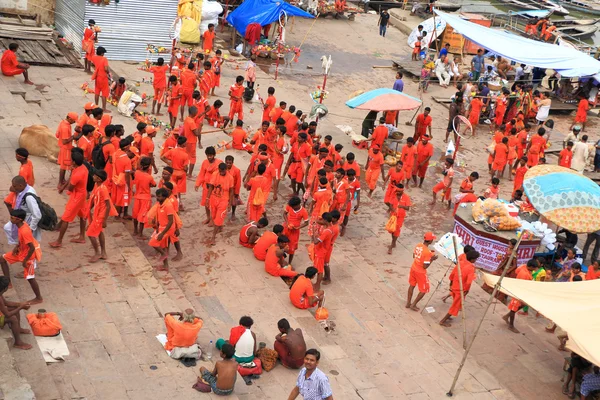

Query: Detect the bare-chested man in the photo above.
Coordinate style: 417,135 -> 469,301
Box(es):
274,318 -> 307,369
0,276 -> 32,349
198,343 -> 238,395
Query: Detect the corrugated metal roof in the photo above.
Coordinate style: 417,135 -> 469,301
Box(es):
55,0 -> 86,53
84,0 -> 178,62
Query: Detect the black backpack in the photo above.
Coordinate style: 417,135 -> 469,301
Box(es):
243,86 -> 255,102
21,193 -> 58,231
92,140 -> 110,169
83,161 -> 96,193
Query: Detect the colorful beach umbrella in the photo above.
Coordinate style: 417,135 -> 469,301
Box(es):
523,165 -> 600,233
345,88 -> 422,112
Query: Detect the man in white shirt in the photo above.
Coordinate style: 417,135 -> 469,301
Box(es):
4,176 -> 41,245
571,134 -> 589,173
435,55 -> 450,87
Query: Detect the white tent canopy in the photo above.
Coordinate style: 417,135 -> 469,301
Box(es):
483,273 -> 600,367
434,10 -> 600,78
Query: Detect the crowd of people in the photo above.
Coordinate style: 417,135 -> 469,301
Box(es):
2,10 -> 600,399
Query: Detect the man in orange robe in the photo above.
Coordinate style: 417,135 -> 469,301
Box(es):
228,76 -> 245,122
207,163 -> 234,246
1,43 -> 33,84
92,46 -> 111,112
55,112 -> 78,188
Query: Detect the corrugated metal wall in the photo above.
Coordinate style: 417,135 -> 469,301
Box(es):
55,0 -> 86,53
84,0 -> 179,62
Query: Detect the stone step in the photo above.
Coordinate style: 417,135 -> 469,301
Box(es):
0,329 -> 36,400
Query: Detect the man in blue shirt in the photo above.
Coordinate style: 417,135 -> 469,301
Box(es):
439,43 -> 450,59
471,48 -> 485,82
393,72 -> 404,92
288,349 -> 333,400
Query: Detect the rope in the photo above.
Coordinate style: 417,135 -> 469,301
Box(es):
297,13 -> 320,51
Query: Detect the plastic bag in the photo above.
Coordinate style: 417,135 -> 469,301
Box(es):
385,215 -> 398,233
180,18 -> 200,44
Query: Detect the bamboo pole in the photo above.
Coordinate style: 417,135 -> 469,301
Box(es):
446,235 -> 524,397
452,235 -> 468,349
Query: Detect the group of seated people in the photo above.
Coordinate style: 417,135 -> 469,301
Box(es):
162,311 -> 308,395
238,214 -> 326,311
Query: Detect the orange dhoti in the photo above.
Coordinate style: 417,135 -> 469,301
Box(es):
173,170 -> 187,194
94,78 -> 110,97
148,226 -> 176,248
112,184 -> 131,208
209,197 -> 228,226
247,202 -> 265,222
365,168 -> 380,191
86,218 -> 106,238
132,199 -> 152,223
228,99 -> 243,121
62,193 -> 87,223
433,181 -> 451,201
284,227 -> 301,254
58,147 -> 73,170
448,290 -> 465,316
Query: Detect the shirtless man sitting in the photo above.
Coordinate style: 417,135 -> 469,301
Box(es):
274,318 -> 307,369
0,276 -> 32,349
198,343 -> 238,396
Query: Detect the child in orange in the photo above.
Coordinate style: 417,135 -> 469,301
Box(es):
513,157 -> 528,195
56,112 -> 78,187
453,171 -> 479,215
412,36 -> 422,61
92,46 -> 111,112
468,95 -> 483,133
148,188 -> 177,271
167,75 -> 183,129
406,232 -> 437,311
527,127 -> 546,167
0,209 -> 43,305
387,184 -> 412,254
431,157 -> 454,209
15,148 -> 34,187
400,138 -> 417,183
133,157 -> 157,238
231,120 -> 251,151
245,163 -> 270,222
202,24 -> 216,54
492,137 -> 509,180
570,95 -> 590,131
383,161 -> 406,205
195,146 -> 222,224
484,177 -> 500,199
78,124 -> 95,162
200,61 -> 215,99
149,57 -> 169,115
283,196 -> 309,265
207,163 -> 234,246
331,169 -> 350,212
559,141 -> 574,169
210,50 -> 224,94
264,236 -> 298,278
225,155 -> 242,220
308,177 -> 332,236
86,169 -> 118,263
228,76 -> 245,122
161,136 -> 190,209
263,87 -> 276,122
312,212 -> 334,288
364,145 -> 385,198
323,210 -> 341,285
50,149 -> 88,248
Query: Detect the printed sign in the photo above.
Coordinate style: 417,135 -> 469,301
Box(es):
454,219 -> 538,272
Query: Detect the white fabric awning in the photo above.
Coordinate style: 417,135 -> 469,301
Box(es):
434,10 -> 600,78
483,273 -> 600,366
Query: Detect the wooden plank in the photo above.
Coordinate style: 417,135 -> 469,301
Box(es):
0,32 -> 53,41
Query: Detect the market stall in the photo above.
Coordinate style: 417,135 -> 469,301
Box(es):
454,204 -> 541,272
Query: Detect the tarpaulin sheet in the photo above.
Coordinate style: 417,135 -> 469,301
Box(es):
483,273 -> 600,367
226,0 -> 314,36
435,10 -> 600,78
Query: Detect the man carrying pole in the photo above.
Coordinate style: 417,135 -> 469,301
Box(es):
446,236 -> 524,397
439,250 -> 479,328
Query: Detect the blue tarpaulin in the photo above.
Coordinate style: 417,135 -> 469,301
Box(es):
226,0 -> 314,36
434,10 -> 600,78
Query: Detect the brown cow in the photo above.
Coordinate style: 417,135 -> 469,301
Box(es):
19,125 -> 59,163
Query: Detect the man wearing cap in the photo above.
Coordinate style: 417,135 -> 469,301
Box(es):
76,103 -> 96,134
140,126 -> 159,174
563,125 -> 580,149
387,184 -> 411,255
414,107 -> 433,141
55,112 -> 78,187
412,134 -> 434,188
92,46 -> 111,112
439,250 -> 480,327
207,163 -> 234,246
406,232 -> 438,311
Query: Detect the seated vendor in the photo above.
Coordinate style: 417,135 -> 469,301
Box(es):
556,248 -> 578,282
239,217 -> 268,248
117,90 -> 142,117
274,318 -> 307,369
164,309 -> 203,359
216,316 -> 256,364
289,267 -> 324,310
265,236 -> 298,278
198,343 -> 237,396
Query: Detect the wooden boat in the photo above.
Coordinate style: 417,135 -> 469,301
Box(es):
531,0 -> 569,15
499,0 -> 539,11
555,24 -> 599,39
561,0 -> 600,16
436,2 -> 461,12
552,18 -> 600,27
